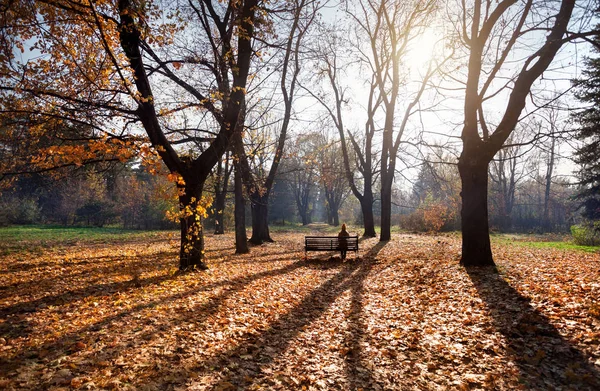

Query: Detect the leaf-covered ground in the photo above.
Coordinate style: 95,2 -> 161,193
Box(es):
1,230 -> 599,390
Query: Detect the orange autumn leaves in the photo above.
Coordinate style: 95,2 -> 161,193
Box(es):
0,231 -> 599,390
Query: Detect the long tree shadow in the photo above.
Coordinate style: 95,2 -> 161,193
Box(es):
343,241 -> 387,390
202,260 -> 363,390
0,273 -> 174,318
0,256 -> 310,376
0,259 -> 159,297
0,248 -> 299,317
0,250 -> 175,277
467,266 -> 600,389
201,242 -> 389,390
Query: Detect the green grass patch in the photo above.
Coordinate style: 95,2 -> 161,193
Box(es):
514,240 -> 600,253
0,225 -> 171,255
492,233 -> 600,253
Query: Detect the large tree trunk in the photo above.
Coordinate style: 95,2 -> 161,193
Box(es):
249,194 -> 273,244
234,165 -> 249,254
361,190 -> 377,237
380,178 -> 392,241
178,185 -> 208,270
331,209 -> 339,227
300,211 -> 310,226
458,159 -> 494,267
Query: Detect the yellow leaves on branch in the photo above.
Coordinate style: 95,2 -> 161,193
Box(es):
210,91 -> 225,101
138,144 -> 163,175
30,137 -> 137,170
166,172 -> 186,187
165,195 -> 213,254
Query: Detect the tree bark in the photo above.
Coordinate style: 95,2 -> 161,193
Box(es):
324,188 -> 342,227
458,158 -> 494,267
178,184 -> 208,270
300,211 -> 310,226
361,193 -> 377,238
380,177 -> 392,241
249,193 -> 273,244
234,165 -> 249,254
331,209 -> 339,227
213,152 -> 231,234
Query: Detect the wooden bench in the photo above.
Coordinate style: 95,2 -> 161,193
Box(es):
304,235 -> 359,260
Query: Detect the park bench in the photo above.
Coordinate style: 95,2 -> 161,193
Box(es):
304,235 -> 359,260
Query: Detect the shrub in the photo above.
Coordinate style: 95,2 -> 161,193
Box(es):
0,197 -> 41,225
570,224 -> 600,246
399,193 -> 459,233
76,201 -> 117,227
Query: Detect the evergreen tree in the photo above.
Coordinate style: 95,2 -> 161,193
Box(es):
573,30 -> 600,221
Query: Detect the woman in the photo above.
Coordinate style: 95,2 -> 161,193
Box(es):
338,223 -> 350,260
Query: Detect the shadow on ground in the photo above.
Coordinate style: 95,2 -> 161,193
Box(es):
467,266 -> 600,390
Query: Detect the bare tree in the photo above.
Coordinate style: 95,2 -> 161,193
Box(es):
348,0 -> 443,241
305,25 -> 379,236
538,104 -> 566,232
315,134 -> 350,226
288,135 -> 319,225
454,0 -> 586,266
489,129 -> 534,231
233,0 -> 319,244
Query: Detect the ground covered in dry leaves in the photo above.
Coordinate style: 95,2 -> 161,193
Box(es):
1,229 -> 599,390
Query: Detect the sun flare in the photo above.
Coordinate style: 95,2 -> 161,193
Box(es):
406,29 -> 445,72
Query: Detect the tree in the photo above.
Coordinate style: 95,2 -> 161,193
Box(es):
318,138 -> 349,226
573,25 -> 600,222
0,114 -> 131,187
1,0 -> 262,270
454,0 -> 582,266
234,161 -> 249,254
211,151 -> 233,235
536,104 -> 567,232
347,0 -> 443,241
306,24 -> 378,237
233,0 -> 319,244
489,130 -> 532,232
288,135 -> 318,225
407,151 -> 461,232
268,174 -> 297,225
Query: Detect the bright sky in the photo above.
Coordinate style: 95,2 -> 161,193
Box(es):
299,1 -> 592,192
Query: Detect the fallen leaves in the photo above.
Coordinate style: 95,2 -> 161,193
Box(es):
0,231 -> 599,390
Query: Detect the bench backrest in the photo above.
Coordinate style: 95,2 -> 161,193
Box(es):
305,236 -> 359,250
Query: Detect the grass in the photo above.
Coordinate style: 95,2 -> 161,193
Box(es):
493,233 -> 600,253
4,224 -> 598,255
514,240 -> 600,253
0,225 -> 171,255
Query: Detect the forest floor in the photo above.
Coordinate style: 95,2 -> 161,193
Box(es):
1,227 -> 599,390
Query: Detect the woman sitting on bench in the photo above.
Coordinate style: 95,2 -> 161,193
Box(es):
338,223 -> 350,260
